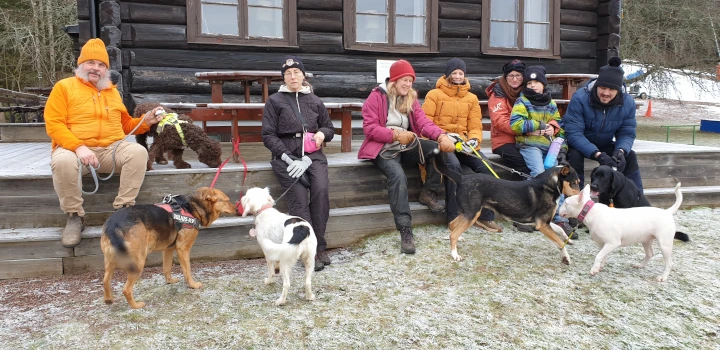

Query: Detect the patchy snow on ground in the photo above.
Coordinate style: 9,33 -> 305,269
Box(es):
1,208 -> 719,348
624,63 -> 720,103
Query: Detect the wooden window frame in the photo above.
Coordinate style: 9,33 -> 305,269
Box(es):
343,0 -> 439,53
481,0 -> 560,59
187,0 -> 297,47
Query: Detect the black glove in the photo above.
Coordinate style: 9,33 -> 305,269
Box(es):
612,149 -> 626,172
557,149 -> 568,165
593,152 -> 617,168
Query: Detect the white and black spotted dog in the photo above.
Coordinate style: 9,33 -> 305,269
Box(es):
240,187 -> 316,305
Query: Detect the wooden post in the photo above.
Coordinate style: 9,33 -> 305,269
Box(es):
341,109 -> 352,152
244,81 -> 251,103
231,110 -> 239,163
211,80 -> 224,103
261,77 -> 270,102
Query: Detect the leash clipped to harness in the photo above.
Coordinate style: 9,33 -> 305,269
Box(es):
156,194 -> 200,235
444,133 -> 502,179
207,137 -> 248,215
156,113 -> 189,147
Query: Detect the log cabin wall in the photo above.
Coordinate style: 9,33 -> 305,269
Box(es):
75,0 -> 602,111
596,0 -> 621,66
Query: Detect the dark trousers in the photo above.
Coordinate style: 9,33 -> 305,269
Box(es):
271,151 -> 330,252
372,139 -> 442,230
567,143 -> 644,193
492,143 -> 532,175
425,152 -> 495,224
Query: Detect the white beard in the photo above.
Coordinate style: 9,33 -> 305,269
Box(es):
75,66 -> 112,90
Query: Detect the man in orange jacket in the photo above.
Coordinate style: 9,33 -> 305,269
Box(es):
45,38 -> 164,248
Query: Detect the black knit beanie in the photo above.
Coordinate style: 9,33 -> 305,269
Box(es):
445,57 -> 466,78
596,57 -> 624,91
502,60 -> 526,77
524,65 -> 548,86
281,56 -> 306,76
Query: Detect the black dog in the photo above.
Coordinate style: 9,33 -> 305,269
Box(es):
433,153 -> 581,264
590,165 -> 650,208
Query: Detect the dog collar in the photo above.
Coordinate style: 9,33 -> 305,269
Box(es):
577,200 -> 595,223
255,204 -> 273,215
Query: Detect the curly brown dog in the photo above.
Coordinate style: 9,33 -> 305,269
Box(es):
133,102 -> 222,170
101,187 -> 237,309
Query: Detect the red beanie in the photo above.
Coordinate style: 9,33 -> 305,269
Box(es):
389,60 -> 416,83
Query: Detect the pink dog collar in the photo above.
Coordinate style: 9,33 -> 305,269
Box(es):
577,200 -> 595,223
255,204 -> 274,215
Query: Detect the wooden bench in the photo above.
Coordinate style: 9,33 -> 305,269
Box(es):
195,71 -> 314,103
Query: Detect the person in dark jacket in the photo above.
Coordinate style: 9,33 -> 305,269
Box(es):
563,57 -> 643,192
261,56 -> 335,271
358,59 -> 456,254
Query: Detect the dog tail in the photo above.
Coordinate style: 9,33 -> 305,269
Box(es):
674,231 -> 690,242
432,153 -> 462,184
102,221 -> 138,273
666,182 -> 683,214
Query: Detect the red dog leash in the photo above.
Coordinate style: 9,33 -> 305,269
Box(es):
208,137 -> 248,214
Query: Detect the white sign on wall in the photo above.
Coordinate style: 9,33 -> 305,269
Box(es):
376,60 -> 397,83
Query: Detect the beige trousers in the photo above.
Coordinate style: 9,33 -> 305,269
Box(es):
50,141 -> 148,217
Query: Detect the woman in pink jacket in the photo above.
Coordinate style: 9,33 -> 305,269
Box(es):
358,60 -> 455,254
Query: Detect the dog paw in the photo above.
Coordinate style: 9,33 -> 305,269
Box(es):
156,159 -> 169,165
656,275 -> 668,282
166,277 -> 180,284
443,235 -> 465,241
104,299 -> 113,305
146,165 -> 154,171
451,250 -> 463,262
264,278 -> 275,285
306,293 -> 315,301
129,301 -> 146,309
275,298 -> 286,306
632,263 -> 646,269
174,161 -> 192,169
188,281 -> 203,289
562,256 -> 571,265
590,267 -> 600,275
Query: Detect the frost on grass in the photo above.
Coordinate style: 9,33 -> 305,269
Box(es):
1,208 -> 719,348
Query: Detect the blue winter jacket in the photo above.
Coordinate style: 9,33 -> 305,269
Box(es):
562,80 -> 637,158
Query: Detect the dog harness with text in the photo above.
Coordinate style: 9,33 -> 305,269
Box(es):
577,200 -> 595,223
155,195 -> 200,232
156,113 -> 188,147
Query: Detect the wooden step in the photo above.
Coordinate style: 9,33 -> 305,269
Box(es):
0,202 -> 445,279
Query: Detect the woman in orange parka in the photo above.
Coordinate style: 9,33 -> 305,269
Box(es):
421,58 -> 501,232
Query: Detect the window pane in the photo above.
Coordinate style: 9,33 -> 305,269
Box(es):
356,14 -> 388,43
201,4 -> 238,35
524,0 -> 549,22
396,0 -> 425,16
202,0 -> 237,4
524,23 -> 549,49
396,17 -> 425,44
490,21 -> 517,48
357,0 -> 387,14
490,0 -> 517,21
248,0 -> 282,6
248,7 -> 283,38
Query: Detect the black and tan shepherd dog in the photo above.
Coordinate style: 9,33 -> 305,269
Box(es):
433,153 -> 581,264
101,187 -> 237,309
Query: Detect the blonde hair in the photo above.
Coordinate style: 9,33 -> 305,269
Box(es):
386,81 -> 418,115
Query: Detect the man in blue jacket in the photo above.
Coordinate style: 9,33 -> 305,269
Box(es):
563,57 -> 643,193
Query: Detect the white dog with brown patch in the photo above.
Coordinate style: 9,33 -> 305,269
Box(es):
559,183 -> 689,281
240,187 -> 316,305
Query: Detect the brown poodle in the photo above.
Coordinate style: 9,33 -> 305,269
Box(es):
133,102 -> 223,170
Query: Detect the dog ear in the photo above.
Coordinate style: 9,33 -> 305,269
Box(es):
607,170 -> 623,198
580,184 -> 591,202
240,195 -> 251,217
559,164 -> 571,176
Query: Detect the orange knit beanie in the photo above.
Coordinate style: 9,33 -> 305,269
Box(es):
77,38 -> 109,67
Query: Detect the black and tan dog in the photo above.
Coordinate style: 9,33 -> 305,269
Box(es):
101,187 -> 237,309
590,165 -> 650,208
433,154 -> 581,264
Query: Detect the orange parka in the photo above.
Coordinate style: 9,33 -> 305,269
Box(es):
421,76 -> 483,143
44,76 -> 150,151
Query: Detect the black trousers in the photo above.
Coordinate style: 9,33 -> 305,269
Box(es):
425,151 -> 495,223
372,139 -> 442,230
567,143 -> 643,193
492,143 -> 532,175
271,151 -> 330,252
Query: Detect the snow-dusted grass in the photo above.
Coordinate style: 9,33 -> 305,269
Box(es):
1,208 -> 719,349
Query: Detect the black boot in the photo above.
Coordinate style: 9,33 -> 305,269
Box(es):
399,227 -> 416,254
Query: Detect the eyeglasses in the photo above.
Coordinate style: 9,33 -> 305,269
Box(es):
507,74 -> 523,80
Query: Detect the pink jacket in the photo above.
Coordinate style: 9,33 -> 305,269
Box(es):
358,86 -> 445,160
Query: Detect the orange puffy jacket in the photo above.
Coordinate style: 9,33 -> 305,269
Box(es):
421,77 -> 483,143
44,76 -> 150,151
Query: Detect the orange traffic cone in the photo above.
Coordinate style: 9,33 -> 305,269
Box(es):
644,99 -> 653,118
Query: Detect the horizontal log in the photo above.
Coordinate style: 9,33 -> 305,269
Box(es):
439,18 -> 481,38
439,38 -> 481,56
121,23 -> 186,47
560,0 -> 598,11
439,2 -> 481,20
122,0 -> 186,6
120,2 -> 187,25
297,0 -> 342,11
560,41 -> 597,59
298,31 -> 345,54
560,24 -> 597,42
597,33 -> 620,50
124,48 -> 597,74
560,9 -> 598,26
297,10 -> 343,33
598,17 -> 620,36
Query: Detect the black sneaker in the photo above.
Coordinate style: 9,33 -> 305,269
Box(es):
399,227 -> 416,254
513,222 -> 535,232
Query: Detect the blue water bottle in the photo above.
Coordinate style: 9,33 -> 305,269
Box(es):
544,137 -> 564,169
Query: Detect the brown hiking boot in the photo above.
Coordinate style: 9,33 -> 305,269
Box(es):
317,250 -> 331,265
314,256 -> 325,272
61,213 -> 84,248
419,187 -> 444,212
513,222 -> 535,232
475,220 -> 503,232
399,227 -> 416,254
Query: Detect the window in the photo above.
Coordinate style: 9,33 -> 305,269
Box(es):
187,0 -> 297,47
344,0 -> 438,53
482,0 -> 560,58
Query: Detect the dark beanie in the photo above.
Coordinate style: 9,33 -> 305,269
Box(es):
445,57 -> 466,78
524,65 -> 548,86
502,59 -> 526,77
281,56 -> 306,75
596,57 -> 624,91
